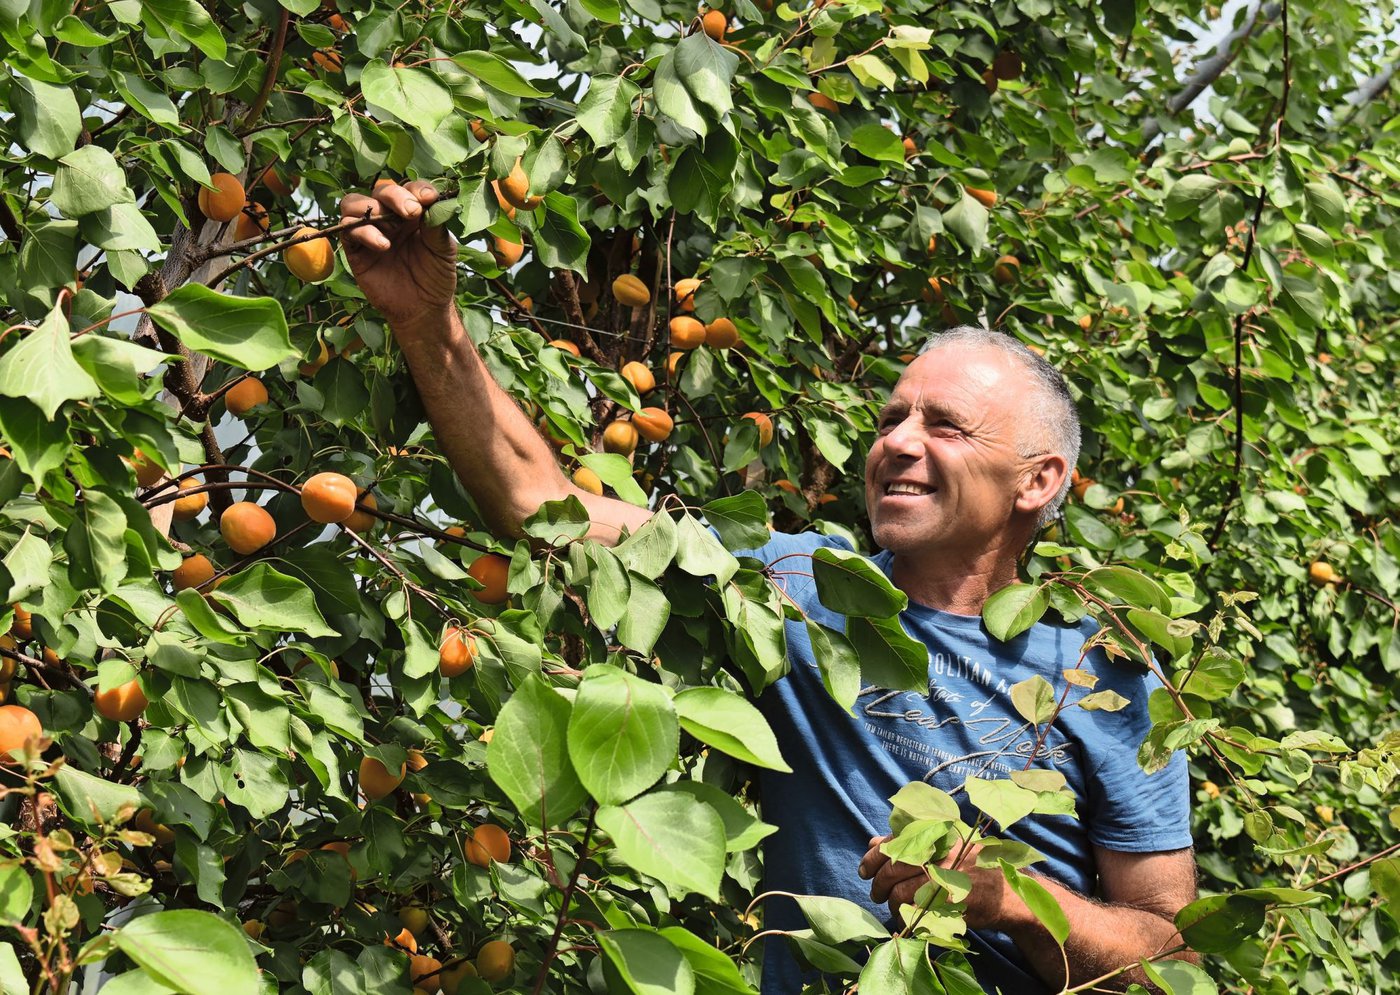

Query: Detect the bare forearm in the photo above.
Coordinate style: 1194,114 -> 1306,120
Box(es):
1002,880 -> 1193,992
392,307 -> 569,536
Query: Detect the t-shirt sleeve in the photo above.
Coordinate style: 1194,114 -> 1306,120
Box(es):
725,529 -> 855,570
1082,670 -> 1192,853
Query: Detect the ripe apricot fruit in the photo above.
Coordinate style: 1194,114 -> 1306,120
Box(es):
603,420 -> 639,455
621,361 -> 655,394
439,627 -> 477,677
134,809 -> 176,846
225,377 -> 268,416
498,160 -> 540,211
903,136 -> 918,159
344,491 -> 378,532
95,678 -> 148,723
992,254 -> 1020,285
467,553 -> 510,604
172,554 -> 215,592
806,92 -> 839,114
300,341 -> 330,378
701,8 -> 727,40
548,339 -> 580,357
475,940 -> 515,983
234,201 -> 270,242
198,172 -> 245,222
1077,314 -> 1095,333
130,449 -> 165,488
242,920 -> 265,940
992,49 -> 1023,80
286,227 -> 334,282
261,168 -> 296,198
742,412 -> 774,446
705,317 -> 740,348
965,186 -> 997,208
669,315 -> 706,349
572,466 -> 604,496
398,906 -> 430,936
673,277 -> 702,311
409,954 -> 444,993
470,119 -> 490,142
666,351 -> 684,378
439,960 -> 478,995
171,479 -> 208,521
489,181 -> 517,220
328,12 -> 349,31
221,501 -> 276,555
387,926 -> 418,953
360,755 -> 406,801
491,235 -> 523,268
10,606 -> 33,641
612,274 -> 650,307
312,49 -> 343,73
1309,561 -> 1341,586
301,471 -> 359,523
464,824 -> 512,867
632,408 -> 673,443
0,705 -> 42,758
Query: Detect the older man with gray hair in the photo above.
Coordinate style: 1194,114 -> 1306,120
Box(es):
339,181 -> 1195,995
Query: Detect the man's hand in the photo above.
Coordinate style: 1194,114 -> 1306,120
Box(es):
858,835 -> 1019,930
338,180 -> 457,331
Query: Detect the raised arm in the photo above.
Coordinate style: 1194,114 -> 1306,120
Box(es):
338,180 -> 651,545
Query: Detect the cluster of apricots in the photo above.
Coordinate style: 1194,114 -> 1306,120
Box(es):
196,168 -> 331,282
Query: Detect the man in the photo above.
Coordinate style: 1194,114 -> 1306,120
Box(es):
339,181 -> 1196,993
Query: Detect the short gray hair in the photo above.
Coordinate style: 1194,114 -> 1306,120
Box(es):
918,326 -> 1081,529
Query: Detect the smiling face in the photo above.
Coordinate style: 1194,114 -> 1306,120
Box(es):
864,343 -> 1063,565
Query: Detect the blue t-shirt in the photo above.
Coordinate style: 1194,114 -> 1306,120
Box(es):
740,531 -> 1191,994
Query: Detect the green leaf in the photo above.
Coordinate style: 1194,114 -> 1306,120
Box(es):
1175,895 -> 1267,953
1086,566 -> 1171,613
579,452 -> 649,507
452,50 -> 548,97
848,124 -> 905,165
846,615 -> 926,692
804,621 -> 861,713
674,515 -> 738,586
0,863 -> 34,925
614,512 -> 678,578
598,930 -> 696,995
1000,862 -> 1069,945
656,927 -> 757,994
568,665 -> 677,805
72,335 -> 172,404
615,573 -> 670,656
1077,689 -> 1130,712
888,782 -> 961,834
981,583 -> 1048,641
12,76 -> 82,159
577,75 -> 640,146
113,911 -> 258,995
1141,959 -> 1220,995
51,145 -> 133,217
0,305 -> 100,419
674,687 -> 791,771
943,189 -> 988,254
1010,675 -> 1057,724
654,45 -> 709,136
662,782 -> 776,852
793,894 -> 891,944
64,489 -> 129,594
1165,175 -> 1220,221
209,563 -> 337,637
360,62 -> 454,132
858,937 -> 938,992
965,777 -> 1039,830
1,528 -> 52,603
535,191 -> 592,276
583,545 -> 631,631
52,766 -> 141,825
146,285 -> 298,371
812,546 -> 908,617
673,31 -> 738,122
597,789 -> 725,900
142,0 -> 226,58
487,674 -> 585,828
523,495 -> 591,544
703,490 -> 770,551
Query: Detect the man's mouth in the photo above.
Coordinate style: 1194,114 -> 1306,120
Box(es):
883,482 -> 937,497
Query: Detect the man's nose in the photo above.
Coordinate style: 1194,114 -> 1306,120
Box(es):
882,418 -> 923,459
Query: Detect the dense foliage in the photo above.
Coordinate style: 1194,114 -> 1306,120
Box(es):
0,0 -> 1397,992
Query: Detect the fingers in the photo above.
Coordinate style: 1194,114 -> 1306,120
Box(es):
858,835 -> 891,881
869,859 -> 927,905
339,180 -> 444,253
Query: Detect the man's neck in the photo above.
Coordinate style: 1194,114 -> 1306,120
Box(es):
889,543 -> 1023,617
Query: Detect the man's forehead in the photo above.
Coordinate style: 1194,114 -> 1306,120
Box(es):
888,344 -> 1016,406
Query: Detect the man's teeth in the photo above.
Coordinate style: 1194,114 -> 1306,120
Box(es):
886,483 -> 934,496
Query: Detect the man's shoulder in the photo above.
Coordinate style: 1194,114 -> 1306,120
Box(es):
732,528 -> 859,567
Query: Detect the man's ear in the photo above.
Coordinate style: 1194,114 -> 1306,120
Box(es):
1016,453 -> 1069,518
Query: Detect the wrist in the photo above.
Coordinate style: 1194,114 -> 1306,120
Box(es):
390,305 -> 457,343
